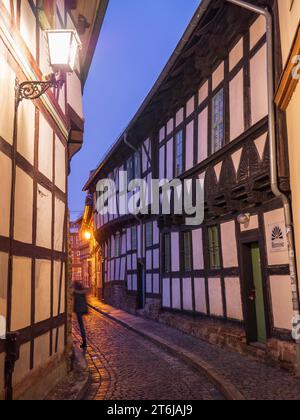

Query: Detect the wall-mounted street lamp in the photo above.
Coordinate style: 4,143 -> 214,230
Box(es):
84,231 -> 92,241
16,29 -> 81,105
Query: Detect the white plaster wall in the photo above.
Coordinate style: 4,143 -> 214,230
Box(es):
14,167 -> 33,244
231,148 -> 242,175
172,278 -> 181,310
166,139 -> 173,180
159,126 -> 165,143
54,198 -> 65,252
171,232 -> 180,272
20,0 -> 36,59
186,96 -> 195,117
208,277 -> 223,317
229,37 -> 243,71
67,73 -> 83,119
0,151 -> 12,237
146,274 -> 152,294
159,146 -> 165,180
199,81 -> 208,105
34,332 -> 50,370
132,274 -> 137,291
0,252 -> 8,320
36,185 -> 52,250
194,278 -> 207,314
212,62 -> 224,90
183,278 -> 193,311
264,208 -> 289,266
39,114 -> 53,181
162,278 -> 171,308
17,100 -> 35,165
11,257 -> 31,331
221,221 -> 238,268
2,0 -> 11,13
55,136 -> 66,193
13,342 -> 30,387
39,31 -> 52,83
153,274 -> 159,294
230,69 -> 244,141
270,276 -> 293,331
198,108 -> 208,163
53,325 -> 65,355
176,108 -> 184,127
240,214 -> 259,232
35,260 -> 51,323
250,16 -> 266,50
250,45 -> 268,126
153,249 -> 159,270
53,260 -> 65,316
225,277 -> 243,321
185,121 -> 194,171
192,228 -> 204,270
0,48 -> 15,144
167,119 -> 174,135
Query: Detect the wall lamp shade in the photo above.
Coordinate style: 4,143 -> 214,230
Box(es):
84,231 -> 92,241
46,29 -> 81,72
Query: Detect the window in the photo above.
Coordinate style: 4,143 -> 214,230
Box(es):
182,231 -> 192,272
212,89 -> 224,154
127,151 -> 141,183
145,222 -> 153,248
127,156 -> 134,183
107,238 -> 111,259
115,233 -> 121,257
134,151 -> 141,179
163,233 -> 171,274
175,130 -> 184,177
208,226 -> 221,269
131,226 -> 138,251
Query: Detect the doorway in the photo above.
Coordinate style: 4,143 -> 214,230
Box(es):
241,241 -> 267,345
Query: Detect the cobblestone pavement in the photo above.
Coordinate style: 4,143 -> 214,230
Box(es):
88,298 -> 300,401
73,308 -> 225,401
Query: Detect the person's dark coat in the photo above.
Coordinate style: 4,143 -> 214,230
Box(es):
73,290 -> 88,314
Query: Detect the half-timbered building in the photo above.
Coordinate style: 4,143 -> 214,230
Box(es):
84,0 -> 297,370
0,0 -> 108,400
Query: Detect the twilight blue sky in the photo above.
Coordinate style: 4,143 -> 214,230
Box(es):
69,0 -> 200,220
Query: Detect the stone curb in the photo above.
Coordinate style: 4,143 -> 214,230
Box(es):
89,304 -> 246,401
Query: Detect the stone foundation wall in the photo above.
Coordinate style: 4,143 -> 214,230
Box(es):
157,311 -> 296,372
104,284 -> 137,314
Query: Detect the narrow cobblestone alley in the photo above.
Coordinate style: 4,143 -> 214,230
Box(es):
73,308 -> 225,401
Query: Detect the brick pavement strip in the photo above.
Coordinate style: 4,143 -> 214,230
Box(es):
88,297 -> 300,401
74,306 -> 225,401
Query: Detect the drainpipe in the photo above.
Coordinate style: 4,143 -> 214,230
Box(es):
226,0 -> 300,375
123,133 -> 146,307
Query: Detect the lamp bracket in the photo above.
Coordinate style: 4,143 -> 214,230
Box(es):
16,73 -> 64,106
